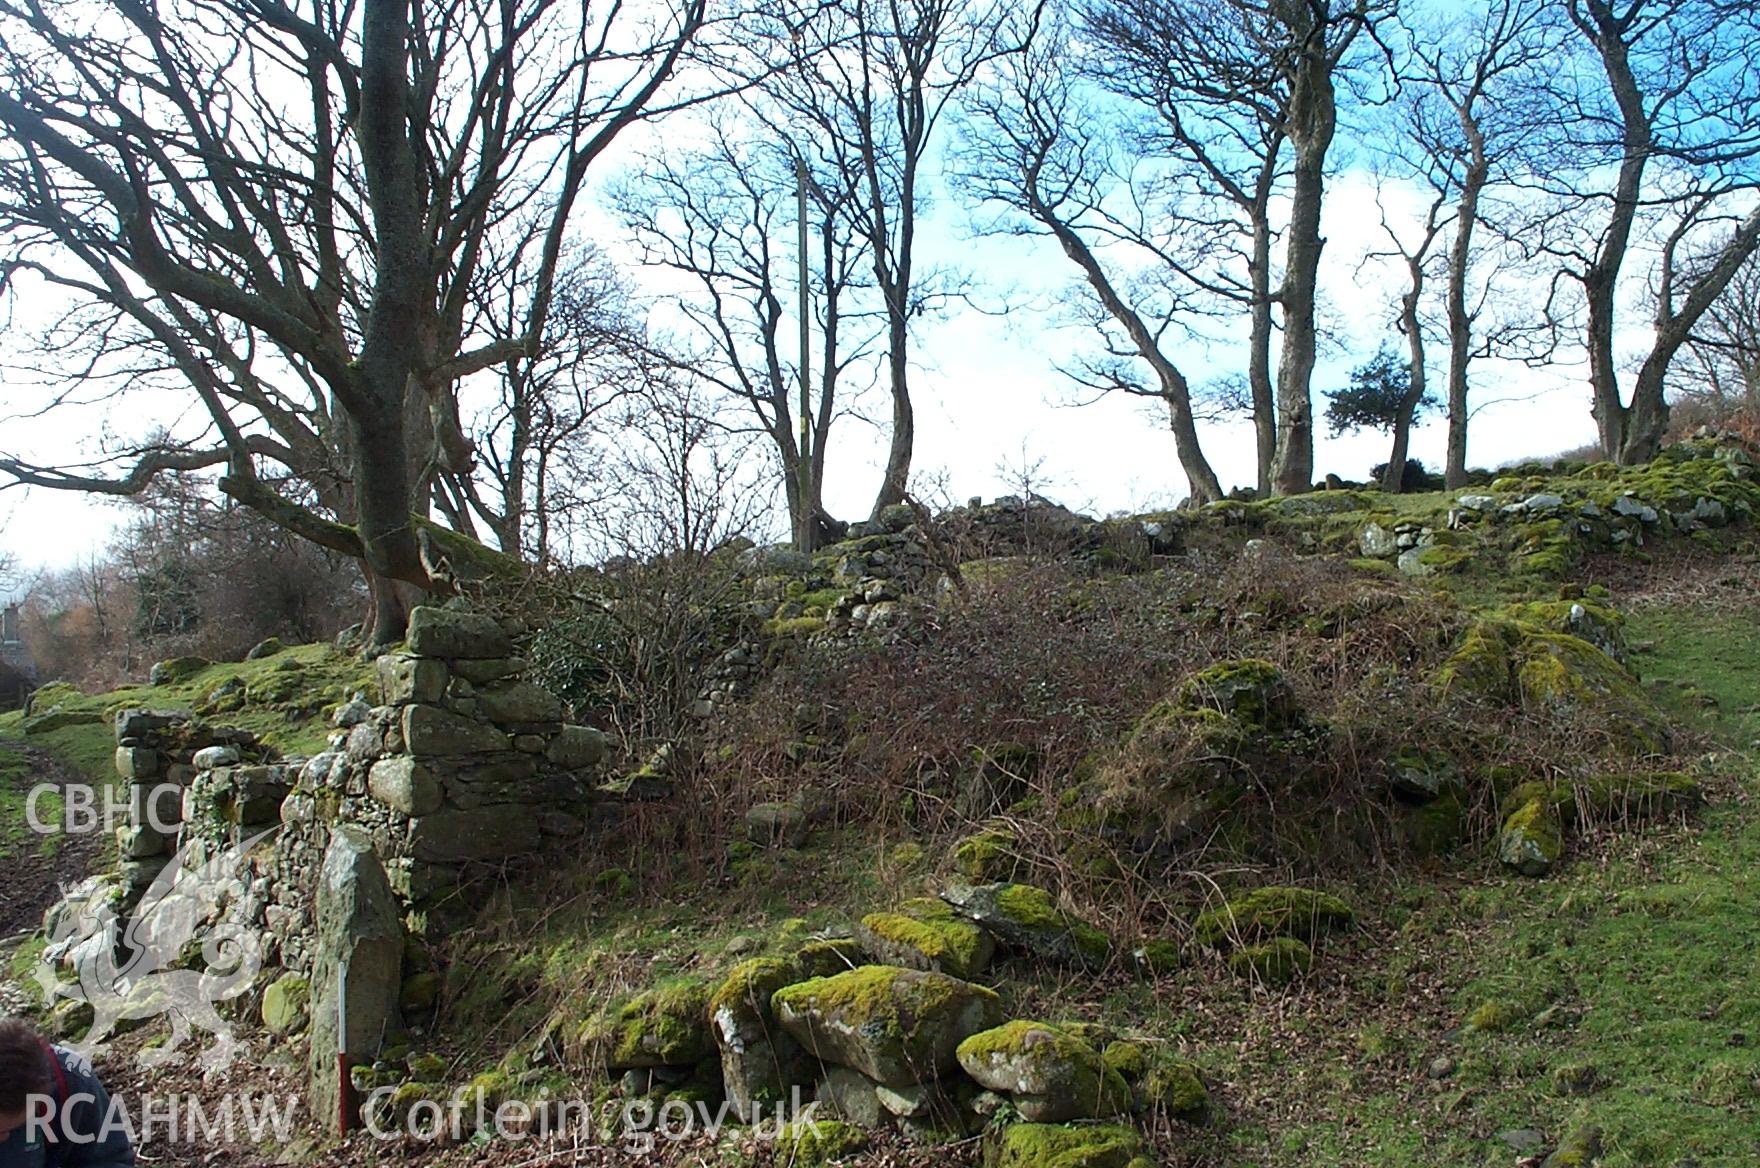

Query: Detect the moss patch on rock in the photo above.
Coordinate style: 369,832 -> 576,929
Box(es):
983,1121 -> 1151,1168
1498,797 -> 1563,877
956,1020 -> 1132,1122
941,882 -> 1111,968
778,1118 -> 869,1165
1193,886 -> 1354,948
856,898 -> 995,979
579,977 -> 712,1069
1175,658 -> 1300,730
771,965 -> 1003,1088
1437,618 -> 1666,754
1226,937 -> 1314,984
953,828 -> 1023,882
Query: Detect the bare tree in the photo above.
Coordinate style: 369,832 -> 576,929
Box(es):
437,242 -> 650,563
1539,0 -> 1760,463
1676,248 -> 1760,412
1388,0 -> 1560,487
1084,0 -> 1392,496
615,113 -> 879,549
1360,179 -> 1448,491
773,0 -> 1042,518
0,0 -> 732,642
959,16 -> 1225,502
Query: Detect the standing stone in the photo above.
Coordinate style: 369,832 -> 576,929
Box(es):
308,827 -> 403,1127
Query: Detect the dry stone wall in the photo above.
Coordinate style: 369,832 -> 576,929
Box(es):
104,605 -> 611,1072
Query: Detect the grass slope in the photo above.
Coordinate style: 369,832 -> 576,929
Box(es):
0,641 -> 375,786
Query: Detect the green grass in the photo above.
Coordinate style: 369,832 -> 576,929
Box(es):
0,641 -> 376,785
1626,601 -> 1760,746
0,739 -> 61,857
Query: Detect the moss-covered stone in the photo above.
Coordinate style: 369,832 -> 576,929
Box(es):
1503,599 -> 1628,663
956,1021 -> 1132,1122
778,1118 -> 869,1165
1402,796 -> 1467,858
1389,746 -> 1460,802
794,937 -> 869,979
983,1121 -> 1150,1168
1499,797 -> 1562,877
1540,1124 -> 1604,1167
709,958 -> 810,1122
1437,617 -> 1666,754
1140,1060 -> 1208,1119
1192,886 -> 1354,948
771,965 -> 1004,1088
940,882 -> 1110,967
1226,938 -> 1313,984
856,898 -> 996,979
1175,658 -> 1300,730
579,977 -> 713,1069
953,828 -> 1022,882
261,973 -> 311,1035
1100,1040 -> 1149,1081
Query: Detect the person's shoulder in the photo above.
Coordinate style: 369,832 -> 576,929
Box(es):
50,1043 -> 96,1081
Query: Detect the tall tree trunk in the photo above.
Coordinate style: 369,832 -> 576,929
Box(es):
871,319 -> 914,514
1249,209 -> 1277,494
1385,267 -> 1429,492
1164,385 -> 1225,504
1621,360 -> 1669,462
348,401 -> 423,646
1271,95 -> 1332,496
1622,204 -> 1760,460
1444,200 -> 1478,490
1444,141 -> 1487,489
1578,7 -> 1651,462
501,366 -> 530,555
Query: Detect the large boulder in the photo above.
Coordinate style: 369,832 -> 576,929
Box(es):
308,827 -> 403,1127
956,1021 -> 1132,1122
855,898 -> 995,980
708,959 -> 810,1122
939,883 -> 1110,968
1437,618 -> 1666,754
771,965 -> 1003,1088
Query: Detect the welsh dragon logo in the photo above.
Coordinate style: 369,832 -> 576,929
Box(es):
35,830 -> 275,1073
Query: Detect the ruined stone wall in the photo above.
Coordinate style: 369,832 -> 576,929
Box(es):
112,604 -> 609,976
